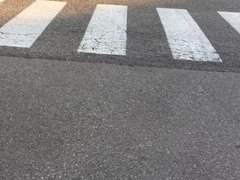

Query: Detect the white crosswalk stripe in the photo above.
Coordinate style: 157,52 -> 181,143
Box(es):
0,3 -> 240,64
0,0 -> 66,48
218,11 -> 240,34
156,8 -> 222,62
78,4 -> 128,56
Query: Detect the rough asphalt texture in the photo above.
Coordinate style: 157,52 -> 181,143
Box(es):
0,56 -> 240,179
0,0 -> 240,179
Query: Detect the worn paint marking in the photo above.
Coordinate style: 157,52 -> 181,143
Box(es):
78,4 -> 127,55
157,8 -> 222,62
0,0 -> 66,47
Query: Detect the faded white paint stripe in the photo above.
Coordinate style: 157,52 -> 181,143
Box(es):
218,11 -> 240,34
0,0 -> 66,48
157,8 -> 222,62
78,4 -> 127,55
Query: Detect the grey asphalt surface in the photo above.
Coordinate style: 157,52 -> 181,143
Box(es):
0,57 -> 240,180
0,0 -> 240,179
1,56 -> 240,180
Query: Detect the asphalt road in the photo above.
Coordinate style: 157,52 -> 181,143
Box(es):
0,0 -> 240,179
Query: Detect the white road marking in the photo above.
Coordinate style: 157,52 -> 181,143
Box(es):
218,11 -> 240,34
0,0 -> 66,48
157,8 -> 222,62
78,4 -> 127,55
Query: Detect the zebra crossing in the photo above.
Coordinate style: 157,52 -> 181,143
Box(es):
157,8 -> 222,62
0,0 -> 240,65
0,0 -> 66,47
218,11 -> 240,34
78,4 -> 127,55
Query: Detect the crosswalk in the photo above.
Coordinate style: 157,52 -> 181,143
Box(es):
0,0 -> 66,47
0,0 -> 240,64
78,4 -> 127,55
218,11 -> 240,34
157,8 -> 222,62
